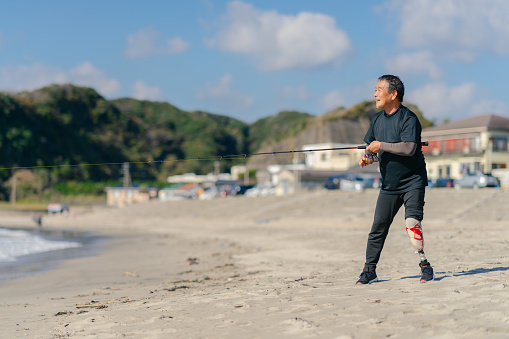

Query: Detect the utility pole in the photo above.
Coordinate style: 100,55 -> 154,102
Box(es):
122,163 -> 131,188
121,163 -> 131,208
214,161 -> 220,177
487,139 -> 493,174
244,166 -> 249,185
11,175 -> 16,208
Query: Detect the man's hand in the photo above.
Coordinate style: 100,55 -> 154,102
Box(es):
359,156 -> 366,168
366,141 -> 381,153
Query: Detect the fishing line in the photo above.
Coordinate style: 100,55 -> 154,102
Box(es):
0,142 -> 428,171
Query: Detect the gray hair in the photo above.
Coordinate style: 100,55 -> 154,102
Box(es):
378,75 -> 404,102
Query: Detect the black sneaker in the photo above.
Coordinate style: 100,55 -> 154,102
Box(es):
419,260 -> 435,283
356,268 -> 378,285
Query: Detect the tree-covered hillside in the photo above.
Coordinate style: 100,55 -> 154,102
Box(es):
0,84 -> 250,199
247,110 -> 312,152
109,98 -> 249,177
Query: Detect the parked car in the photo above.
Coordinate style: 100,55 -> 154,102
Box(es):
245,184 -> 276,197
230,184 -> 255,196
359,176 -> 382,189
47,203 -> 69,214
429,177 -> 455,188
339,175 -> 365,191
324,175 -> 343,190
324,174 -> 380,190
199,187 -> 220,200
454,172 -> 498,189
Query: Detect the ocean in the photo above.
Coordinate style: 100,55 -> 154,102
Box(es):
0,227 -> 105,284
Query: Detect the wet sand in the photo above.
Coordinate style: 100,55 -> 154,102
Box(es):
1,188 -> 508,338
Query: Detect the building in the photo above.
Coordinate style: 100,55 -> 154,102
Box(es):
422,114 -> 509,179
266,143 -> 380,195
158,183 -> 202,201
302,143 -> 365,170
105,185 -> 158,208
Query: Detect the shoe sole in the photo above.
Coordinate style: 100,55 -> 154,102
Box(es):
356,277 -> 379,285
420,274 -> 435,283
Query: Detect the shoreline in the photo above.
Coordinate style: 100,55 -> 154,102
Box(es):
1,189 -> 508,338
0,225 -> 106,285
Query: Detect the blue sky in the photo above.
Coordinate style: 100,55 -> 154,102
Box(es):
1,0 -> 508,123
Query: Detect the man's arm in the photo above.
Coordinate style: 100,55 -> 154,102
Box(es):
380,142 -> 417,156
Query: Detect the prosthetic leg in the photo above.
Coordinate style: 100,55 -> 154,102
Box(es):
405,217 -> 426,261
406,217 -> 434,282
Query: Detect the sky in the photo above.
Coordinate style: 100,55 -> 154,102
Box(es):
1,0 -> 508,124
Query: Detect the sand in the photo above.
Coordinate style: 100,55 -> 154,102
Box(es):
1,188 -> 508,338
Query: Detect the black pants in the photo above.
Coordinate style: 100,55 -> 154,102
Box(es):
364,188 -> 425,271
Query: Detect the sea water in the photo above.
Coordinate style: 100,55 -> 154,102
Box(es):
0,228 -> 82,262
0,227 -> 104,283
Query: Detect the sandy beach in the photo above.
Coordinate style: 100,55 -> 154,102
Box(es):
1,188 -> 508,338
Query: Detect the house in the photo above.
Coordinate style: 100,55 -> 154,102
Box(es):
105,185 -> 158,208
158,183 -> 202,201
266,143 -> 380,195
302,143 -> 365,170
422,114 -> 509,180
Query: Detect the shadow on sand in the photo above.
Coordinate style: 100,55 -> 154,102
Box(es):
400,266 -> 509,281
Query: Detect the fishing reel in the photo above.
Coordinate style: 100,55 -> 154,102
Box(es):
362,152 -> 379,165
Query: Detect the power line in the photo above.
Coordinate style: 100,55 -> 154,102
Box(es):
0,142 -> 428,172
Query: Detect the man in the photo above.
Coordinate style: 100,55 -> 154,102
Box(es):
356,75 -> 434,285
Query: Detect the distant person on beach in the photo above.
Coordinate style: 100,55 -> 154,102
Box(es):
32,213 -> 43,228
356,75 -> 434,284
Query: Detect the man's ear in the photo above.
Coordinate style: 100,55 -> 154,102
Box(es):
390,91 -> 398,100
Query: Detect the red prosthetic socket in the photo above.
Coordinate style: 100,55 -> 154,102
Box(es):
405,218 -> 424,252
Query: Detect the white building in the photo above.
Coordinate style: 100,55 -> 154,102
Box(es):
302,143 -> 365,171
167,172 -> 232,184
265,143 -> 377,195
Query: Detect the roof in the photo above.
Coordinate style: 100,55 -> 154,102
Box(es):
423,114 -> 509,134
105,184 -> 159,190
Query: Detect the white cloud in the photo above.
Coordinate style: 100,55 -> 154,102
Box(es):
0,64 -> 66,91
471,100 -> 509,117
132,81 -> 163,101
281,86 -> 311,101
389,0 -> 509,58
125,26 -> 190,58
386,51 -> 442,79
68,62 -> 121,95
322,89 -> 345,111
0,62 -> 121,96
209,1 -> 352,70
406,82 -> 485,121
322,82 -> 375,112
197,74 -> 254,112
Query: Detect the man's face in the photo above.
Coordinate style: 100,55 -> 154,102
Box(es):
374,80 -> 397,110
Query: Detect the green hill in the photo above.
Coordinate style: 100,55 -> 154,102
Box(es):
247,110 -> 312,152
109,98 -> 249,177
0,84 -> 250,199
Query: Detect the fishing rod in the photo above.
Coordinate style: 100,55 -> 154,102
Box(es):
143,141 -> 429,162
238,141 -> 429,158
0,142 -> 429,171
